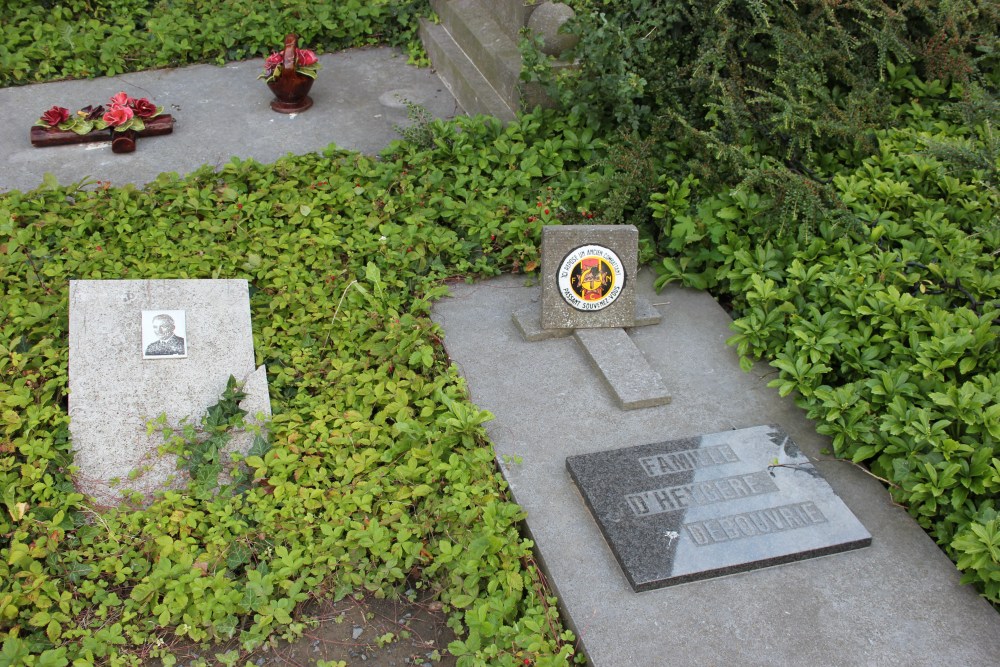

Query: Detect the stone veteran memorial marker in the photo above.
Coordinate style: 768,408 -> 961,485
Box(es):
540,225 -> 637,330
566,425 -> 871,591
513,225 -> 671,409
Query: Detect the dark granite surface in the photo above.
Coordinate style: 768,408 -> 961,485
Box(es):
566,424 -> 871,591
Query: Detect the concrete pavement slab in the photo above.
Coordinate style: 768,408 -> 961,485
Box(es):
432,270 -> 1000,666
1,47 -> 458,194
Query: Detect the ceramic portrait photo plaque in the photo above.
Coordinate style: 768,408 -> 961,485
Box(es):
141,310 -> 188,359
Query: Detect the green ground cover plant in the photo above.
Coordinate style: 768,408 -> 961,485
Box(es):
711,79 -> 999,601
0,0 -> 430,85
0,110 -> 604,665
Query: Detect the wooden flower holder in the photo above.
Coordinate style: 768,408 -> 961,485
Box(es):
30,114 -> 174,149
266,34 -> 314,113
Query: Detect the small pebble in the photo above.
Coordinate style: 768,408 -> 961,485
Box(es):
353,626 -> 364,640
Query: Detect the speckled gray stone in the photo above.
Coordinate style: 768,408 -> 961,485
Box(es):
573,328 -> 671,410
566,425 -> 871,592
68,279 -> 270,505
513,295 -> 661,342
541,225 -> 638,330
512,300 -> 574,342
631,297 -> 662,327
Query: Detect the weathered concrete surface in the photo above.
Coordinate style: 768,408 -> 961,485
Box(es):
573,328 -> 671,410
0,47 -> 458,194
68,279 -> 269,505
432,270 -> 1000,666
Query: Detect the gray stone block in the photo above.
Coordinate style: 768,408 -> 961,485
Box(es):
566,425 -> 872,591
512,301 -> 573,342
419,18 -> 517,121
68,279 -> 270,505
430,0 -> 523,108
487,0 -> 544,40
574,328 -> 670,409
422,0 -> 564,118
632,297 -> 662,327
514,295 -> 660,341
541,225 -> 638,329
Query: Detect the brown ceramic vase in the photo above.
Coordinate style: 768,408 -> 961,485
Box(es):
266,34 -> 315,113
267,72 -> 314,113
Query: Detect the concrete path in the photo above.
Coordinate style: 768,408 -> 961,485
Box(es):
432,271 -> 1000,666
0,47 -> 458,194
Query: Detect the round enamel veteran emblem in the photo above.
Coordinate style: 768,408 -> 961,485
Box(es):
557,244 -> 626,311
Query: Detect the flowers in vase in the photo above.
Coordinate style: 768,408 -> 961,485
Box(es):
259,46 -> 321,83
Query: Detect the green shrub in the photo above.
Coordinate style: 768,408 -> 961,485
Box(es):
525,0 -> 999,237
0,0 -> 431,85
552,0 -> 998,142
715,82 -> 1000,602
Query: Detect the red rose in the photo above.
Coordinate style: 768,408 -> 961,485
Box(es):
40,106 -> 70,127
103,105 -> 134,127
132,97 -> 158,118
295,48 -> 318,66
109,91 -> 131,108
265,52 -> 283,73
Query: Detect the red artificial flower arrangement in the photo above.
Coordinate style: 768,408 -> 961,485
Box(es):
34,92 -> 164,135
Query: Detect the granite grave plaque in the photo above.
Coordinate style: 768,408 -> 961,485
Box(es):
566,425 -> 871,591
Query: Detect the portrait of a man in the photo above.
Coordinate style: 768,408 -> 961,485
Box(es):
142,311 -> 187,358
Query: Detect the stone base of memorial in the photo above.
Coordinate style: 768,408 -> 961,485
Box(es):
566,425 -> 871,591
520,224 -> 670,409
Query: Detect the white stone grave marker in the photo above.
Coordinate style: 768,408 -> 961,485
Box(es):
68,279 -> 270,505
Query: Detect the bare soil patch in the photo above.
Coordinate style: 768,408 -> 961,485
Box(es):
164,593 -> 458,666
